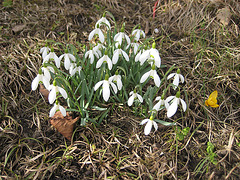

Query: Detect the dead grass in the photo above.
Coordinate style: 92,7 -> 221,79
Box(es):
1,0 -> 240,179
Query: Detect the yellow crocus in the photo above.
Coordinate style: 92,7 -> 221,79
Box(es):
205,91 -> 219,108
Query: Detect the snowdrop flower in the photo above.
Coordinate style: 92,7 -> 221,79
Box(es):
43,48 -> 60,68
135,49 -> 145,62
112,46 -> 129,64
114,25 -> 131,47
140,115 -> 158,135
140,64 -> 161,87
127,41 -> 139,55
69,63 -> 82,76
49,100 -> 66,117
59,51 -> 76,70
94,74 -> 117,102
48,80 -> 68,104
88,24 -> 105,43
93,43 -> 106,57
31,69 -> 50,91
139,42 -> 161,68
153,94 -> 168,111
109,72 -> 122,90
40,46 -> 50,59
95,13 -> 111,29
132,28 -> 145,41
41,65 -> 55,81
128,90 -> 143,106
96,50 -> 113,70
165,91 -> 187,118
85,47 -> 99,64
167,69 -> 184,90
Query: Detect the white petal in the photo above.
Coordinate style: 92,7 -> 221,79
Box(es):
112,51 -> 119,64
153,101 -> 161,111
54,54 -> 60,68
31,75 -> 40,91
64,55 -> 71,70
144,120 -> 153,135
88,29 -> 96,41
153,121 -> 158,131
165,96 -> 175,104
167,73 -> 176,80
137,94 -> 143,103
96,57 -> 104,68
59,105 -> 66,116
116,78 -> 122,90
153,71 -> 161,87
128,95 -> 134,106
90,53 -> 94,64
140,119 -> 149,125
94,81 -> 104,91
42,76 -> 50,89
180,99 -> 187,112
110,82 -> 118,94
58,87 -> 68,99
49,104 -> 57,117
102,81 -> 110,101
151,49 -> 161,68
48,89 -> 56,104
68,54 -> 76,62
167,99 -> 178,118
139,50 -> 149,65
98,29 -> 105,43
140,71 -> 150,83
179,74 -> 185,83
172,74 -> 179,89
124,34 -> 131,45
122,50 -> 129,61
107,57 -> 113,70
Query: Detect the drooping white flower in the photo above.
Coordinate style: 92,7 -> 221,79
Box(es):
132,28 -> 145,41
140,115 -> 158,135
43,49 -> 60,68
139,42 -> 161,68
41,65 -> 55,81
59,52 -> 76,70
69,63 -> 82,76
85,48 -> 99,64
96,51 -> 112,70
165,92 -> 187,118
112,47 -> 129,64
167,69 -> 185,90
31,72 -> 50,91
49,100 -> 66,117
95,15 -> 111,29
40,46 -> 50,59
109,73 -> 122,91
140,65 -> 161,87
153,95 -> 168,111
48,81 -> 68,104
94,74 -> 117,102
88,25 -> 105,43
135,49 -> 145,62
114,27 -> 131,48
93,43 -> 106,57
128,90 -> 143,106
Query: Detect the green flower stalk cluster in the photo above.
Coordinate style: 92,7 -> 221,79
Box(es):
31,12 -> 187,134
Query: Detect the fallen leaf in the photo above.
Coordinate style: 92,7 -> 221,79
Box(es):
216,6 -> 231,26
39,84 -> 49,101
12,24 -> 26,33
50,111 -> 79,140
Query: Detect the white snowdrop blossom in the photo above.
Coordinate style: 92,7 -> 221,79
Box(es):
69,63 -> 82,76
128,90 -> 143,106
85,48 -> 99,64
112,48 -> 129,64
49,101 -> 66,117
165,92 -> 187,118
135,49 -> 145,62
94,74 -> 117,102
43,50 -> 60,68
40,46 -> 50,59
31,72 -> 50,91
114,31 -> 131,48
132,28 -> 145,41
109,74 -> 122,90
93,43 -> 106,57
127,41 -> 139,55
48,81 -> 68,104
140,65 -> 161,87
95,15 -> 111,29
153,96 -> 168,111
59,52 -> 76,70
139,42 -> 161,68
167,69 -> 185,90
88,26 -> 105,43
140,116 -> 158,135
96,51 -> 113,70
41,65 -> 55,81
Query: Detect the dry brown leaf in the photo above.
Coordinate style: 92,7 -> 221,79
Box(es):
12,24 -> 26,33
216,6 -> 231,26
39,84 -> 49,101
50,111 -> 79,141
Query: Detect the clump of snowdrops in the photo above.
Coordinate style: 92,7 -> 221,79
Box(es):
31,12 -> 187,135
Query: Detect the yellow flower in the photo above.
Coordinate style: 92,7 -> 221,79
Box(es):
205,91 -> 219,108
